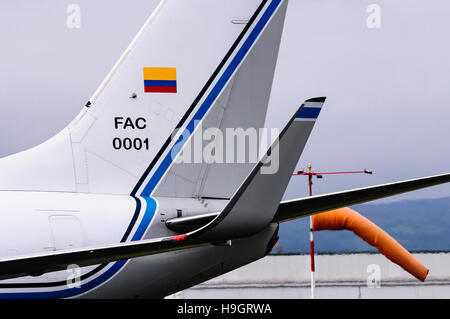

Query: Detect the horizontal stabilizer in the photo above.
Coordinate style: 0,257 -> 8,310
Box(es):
0,234 -> 210,281
274,173 -> 450,222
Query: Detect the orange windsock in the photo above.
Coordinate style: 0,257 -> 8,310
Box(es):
312,207 -> 429,281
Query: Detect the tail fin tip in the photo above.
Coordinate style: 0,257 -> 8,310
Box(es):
305,97 -> 326,103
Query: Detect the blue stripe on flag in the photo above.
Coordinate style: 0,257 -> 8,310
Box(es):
144,80 -> 177,87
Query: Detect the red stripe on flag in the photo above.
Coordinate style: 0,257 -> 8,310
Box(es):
145,86 -> 177,93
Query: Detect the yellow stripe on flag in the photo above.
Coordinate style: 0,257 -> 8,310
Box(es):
143,67 -> 177,81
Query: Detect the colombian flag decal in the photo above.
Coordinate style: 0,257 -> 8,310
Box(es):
143,67 -> 177,93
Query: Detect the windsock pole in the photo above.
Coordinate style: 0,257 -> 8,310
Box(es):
307,165 -> 315,299
293,165 -> 372,299
310,215 -> 315,298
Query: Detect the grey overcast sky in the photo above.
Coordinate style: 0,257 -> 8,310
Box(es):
0,0 -> 449,202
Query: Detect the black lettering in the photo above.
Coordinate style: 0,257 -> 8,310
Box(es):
143,138 -> 149,150
123,118 -> 135,129
112,138 -> 122,149
123,138 -> 132,150
133,138 -> 142,150
114,117 -> 147,130
114,117 -> 124,129
112,137 -> 149,150
136,118 -> 147,129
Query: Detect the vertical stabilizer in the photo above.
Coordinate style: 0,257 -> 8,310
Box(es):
0,0 -> 289,196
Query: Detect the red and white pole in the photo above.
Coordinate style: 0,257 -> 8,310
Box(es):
292,166 -> 372,300
310,216 -> 315,299
307,164 -> 315,299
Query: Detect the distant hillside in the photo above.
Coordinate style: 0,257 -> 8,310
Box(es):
273,196 -> 450,254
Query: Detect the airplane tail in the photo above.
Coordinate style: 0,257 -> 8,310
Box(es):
0,0 -> 289,196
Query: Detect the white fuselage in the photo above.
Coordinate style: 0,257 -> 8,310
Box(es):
0,191 -> 277,298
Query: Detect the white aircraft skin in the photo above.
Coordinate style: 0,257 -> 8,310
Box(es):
0,0 -> 448,299
0,0 -> 289,299
0,192 -> 261,298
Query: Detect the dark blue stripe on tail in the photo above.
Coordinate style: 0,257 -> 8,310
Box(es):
296,107 -> 321,119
